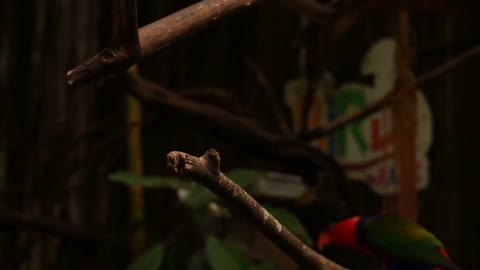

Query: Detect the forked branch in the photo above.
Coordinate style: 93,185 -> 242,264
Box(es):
167,149 -> 348,270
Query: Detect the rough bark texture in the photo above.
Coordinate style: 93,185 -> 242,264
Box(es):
67,0 -> 257,89
167,149 -> 348,270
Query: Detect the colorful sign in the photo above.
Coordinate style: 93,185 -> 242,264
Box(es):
284,38 -> 433,195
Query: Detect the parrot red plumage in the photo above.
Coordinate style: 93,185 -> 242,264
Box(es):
317,214 -> 460,270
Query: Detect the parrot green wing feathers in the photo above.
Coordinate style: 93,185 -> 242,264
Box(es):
363,215 -> 457,269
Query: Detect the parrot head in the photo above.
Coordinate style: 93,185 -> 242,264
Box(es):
317,216 -> 362,251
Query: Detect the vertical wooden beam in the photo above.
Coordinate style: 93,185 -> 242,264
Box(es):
392,10 -> 418,220
126,82 -> 145,257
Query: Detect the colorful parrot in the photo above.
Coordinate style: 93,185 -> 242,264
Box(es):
317,214 -> 460,270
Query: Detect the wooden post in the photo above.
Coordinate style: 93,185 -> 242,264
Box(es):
127,66 -> 145,257
391,10 -> 418,220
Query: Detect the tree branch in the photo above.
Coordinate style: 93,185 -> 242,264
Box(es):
67,0 -> 140,89
65,0 -> 463,90
244,57 -> 291,135
298,44 -> 480,141
299,88 -> 396,140
67,0 -> 257,90
166,149 -> 348,270
138,0 -> 256,59
417,45 -> 480,85
363,0 -> 462,14
66,0 -> 337,90
299,45 -> 480,141
127,69 -> 344,179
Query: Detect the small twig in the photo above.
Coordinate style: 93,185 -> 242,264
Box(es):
299,44 -> 480,141
166,149 -> 348,270
299,85 -> 313,134
244,57 -> 291,135
300,88 -> 396,141
417,45 -> 480,85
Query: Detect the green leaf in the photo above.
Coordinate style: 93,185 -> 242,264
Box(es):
184,185 -> 217,209
225,168 -> 267,188
264,206 -> 313,246
205,237 -> 253,270
109,171 -> 192,189
127,243 -> 165,270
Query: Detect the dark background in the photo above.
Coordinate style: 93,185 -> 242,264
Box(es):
1,0 -> 479,269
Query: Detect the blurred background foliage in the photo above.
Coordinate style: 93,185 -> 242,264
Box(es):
111,170 -> 312,270
1,0 -> 480,269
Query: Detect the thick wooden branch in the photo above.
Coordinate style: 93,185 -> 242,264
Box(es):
67,0 -> 257,90
66,0 -> 336,90
127,70 -> 344,179
167,149 -> 348,270
65,0 -> 463,90
67,0 -> 140,89
138,0 -> 256,59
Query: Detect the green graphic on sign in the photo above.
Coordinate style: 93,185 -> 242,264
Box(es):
284,38 -> 433,195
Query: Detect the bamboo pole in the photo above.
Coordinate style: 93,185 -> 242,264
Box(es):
126,66 -> 145,257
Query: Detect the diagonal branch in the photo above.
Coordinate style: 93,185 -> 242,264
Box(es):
299,88 -> 397,141
67,0 -> 140,90
67,0 -> 257,90
66,0 -> 463,91
137,0 -> 256,59
126,69 -> 344,179
244,57 -> 291,135
417,45 -> 480,85
299,44 -> 480,141
167,149 -> 348,270
66,0 -> 339,90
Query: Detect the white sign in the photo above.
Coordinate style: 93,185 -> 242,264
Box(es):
284,38 -> 433,195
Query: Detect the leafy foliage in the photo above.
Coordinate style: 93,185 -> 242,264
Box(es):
265,205 -> 313,246
127,244 -> 165,270
109,172 -> 193,189
225,168 -> 265,188
205,237 -> 251,270
110,168 -> 310,270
